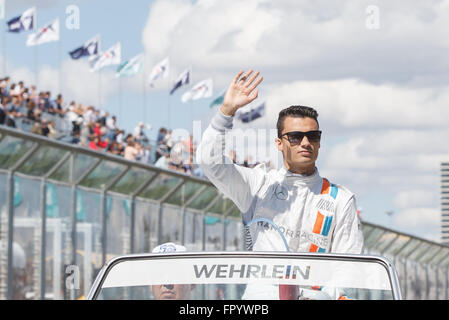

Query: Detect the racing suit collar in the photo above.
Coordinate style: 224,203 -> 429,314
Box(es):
279,165 -> 321,186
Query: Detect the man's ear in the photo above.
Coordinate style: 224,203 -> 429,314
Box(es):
275,137 -> 283,151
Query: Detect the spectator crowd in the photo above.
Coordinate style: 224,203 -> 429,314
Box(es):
0,76 -> 274,178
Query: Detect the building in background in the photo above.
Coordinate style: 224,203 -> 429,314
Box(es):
442,162 -> 449,245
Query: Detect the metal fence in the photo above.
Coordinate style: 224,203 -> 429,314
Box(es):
0,125 -> 448,300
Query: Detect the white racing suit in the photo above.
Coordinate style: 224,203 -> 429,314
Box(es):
196,110 -> 364,300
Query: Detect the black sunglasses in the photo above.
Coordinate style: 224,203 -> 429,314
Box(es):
280,130 -> 322,144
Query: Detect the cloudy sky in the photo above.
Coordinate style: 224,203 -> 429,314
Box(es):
3,0 -> 449,242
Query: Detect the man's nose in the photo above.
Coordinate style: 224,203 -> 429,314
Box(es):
300,136 -> 311,147
163,284 -> 174,290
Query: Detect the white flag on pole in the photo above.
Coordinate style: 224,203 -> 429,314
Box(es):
181,78 -> 213,103
26,18 -> 60,46
89,42 -> 122,72
116,53 -> 144,77
7,6 -> 35,32
148,57 -> 169,87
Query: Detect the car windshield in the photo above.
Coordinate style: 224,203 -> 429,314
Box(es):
88,252 -> 400,300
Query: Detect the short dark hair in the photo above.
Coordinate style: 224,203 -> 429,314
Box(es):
277,105 -> 319,138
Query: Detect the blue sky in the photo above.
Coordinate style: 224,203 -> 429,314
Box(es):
3,0 -> 449,243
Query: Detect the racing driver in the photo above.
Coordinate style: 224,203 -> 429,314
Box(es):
196,69 -> 364,299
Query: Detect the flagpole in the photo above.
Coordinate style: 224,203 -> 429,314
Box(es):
98,69 -> 102,108
2,22 -> 6,76
34,10 -> 38,88
190,100 -> 193,133
119,75 -> 122,122
98,35 -> 102,109
190,71 -> 193,132
2,0 -> 6,75
58,23 -> 62,95
142,54 -> 146,125
167,71 -> 171,130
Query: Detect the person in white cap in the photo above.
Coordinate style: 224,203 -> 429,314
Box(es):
150,242 -> 195,300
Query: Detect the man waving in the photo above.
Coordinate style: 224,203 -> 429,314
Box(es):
196,69 -> 363,255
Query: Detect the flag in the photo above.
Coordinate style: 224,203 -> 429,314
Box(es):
209,89 -> 226,108
89,42 -> 121,72
7,7 -> 35,32
237,102 -> 265,123
69,34 -> 100,60
26,18 -> 59,46
0,0 -> 5,20
170,68 -> 190,95
148,57 -> 169,87
116,53 -> 143,77
181,78 -> 213,103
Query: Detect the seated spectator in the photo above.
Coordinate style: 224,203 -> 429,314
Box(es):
116,129 -> 125,144
79,123 -> 92,147
124,133 -> 134,144
93,120 -> 103,137
29,85 -> 39,105
0,97 -> 6,125
26,100 -> 37,121
51,94 -> 66,117
43,91 -> 54,114
135,141 -> 144,161
154,151 -> 170,169
182,155 -> 194,175
105,115 -> 117,140
30,118 -> 42,135
10,83 -> 20,98
164,129 -> 174,152
139,144 -> 153,164
16,81 -> 26,103
41,119 -> 50,137
37,92 -> 46,111
155,142 -> 168,163
71,132 -> 80,144
116,141 -> 125,157
74,103 -> 85,116
66,101 -> 82,135
157,127 -> 167,145
124,140 -> 140,161
133,122 -> 146,143
83,105 -> 96,125
88,134 -> 108,151
107,140 -> 121,156
98,110 -> 108,126
0,77 -> 10,96
7,96 -> 24,128
47,120 -> 57,139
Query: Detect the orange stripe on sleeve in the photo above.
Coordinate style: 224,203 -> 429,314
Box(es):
309,244 -> 318,252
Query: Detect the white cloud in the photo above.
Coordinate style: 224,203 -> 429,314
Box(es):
393,207 -> 441,242
393,190 -> 437,209
141,0 -> 449,88
262,79 -> 449,130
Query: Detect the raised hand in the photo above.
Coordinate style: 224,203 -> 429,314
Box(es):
220,69 -> 263,117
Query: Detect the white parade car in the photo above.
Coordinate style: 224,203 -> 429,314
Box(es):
87,251 -> 402,300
